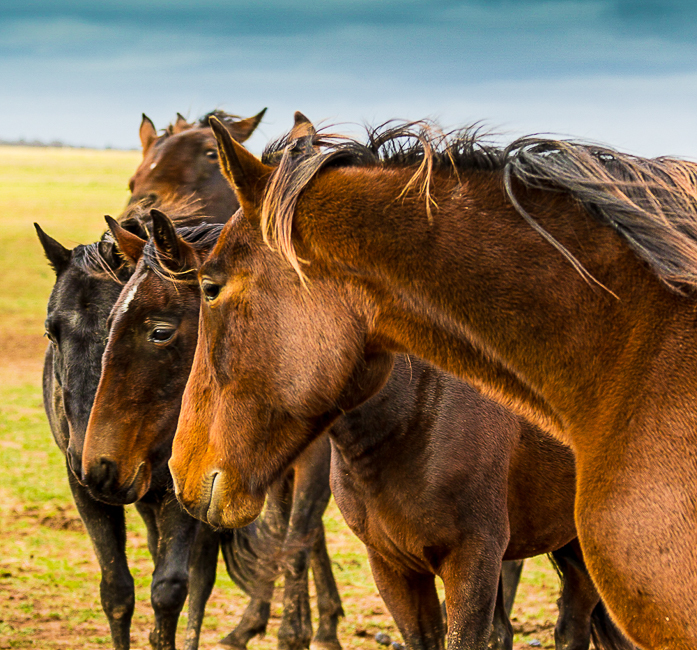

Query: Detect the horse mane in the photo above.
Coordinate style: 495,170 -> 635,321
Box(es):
260,121 -> 502,279
197,110 -> 243,130
160,110 -> 242,137
70,197 -> 214,284
504,138 -> 697,292
261,121 -> 697,293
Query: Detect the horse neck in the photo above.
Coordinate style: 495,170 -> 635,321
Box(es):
330,355 -> 440,477
296,165 -> 693,437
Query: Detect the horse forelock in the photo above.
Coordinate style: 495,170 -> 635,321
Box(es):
71,238 -> 127,284
142,222 -> 224,286
260,120 -> 697,295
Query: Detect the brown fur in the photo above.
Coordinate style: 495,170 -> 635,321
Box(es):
172,119 -> 697,649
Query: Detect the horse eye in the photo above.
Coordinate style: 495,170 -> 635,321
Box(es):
201,280 -> 222,302
205,150 -> 218,160
149,327 -> 175,344
44,320 -> 59,344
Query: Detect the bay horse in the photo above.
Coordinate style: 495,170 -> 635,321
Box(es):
81,212 -> 343,650
97,209 -> 627,650
170,114 -> 697,649
330,353 -> 633,650
129,109 -> 266,221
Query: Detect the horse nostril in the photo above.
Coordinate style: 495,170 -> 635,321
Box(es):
85,457 -> 119,494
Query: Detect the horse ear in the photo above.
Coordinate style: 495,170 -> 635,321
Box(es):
98,238 -> 122,271
288,111 -> 317,156
226,108 -> 267,143
34,223 -> 71,276
172,113 -> 190,134
105,215 -> 146,266
289,111 -> 316,140
150,209 -> 189,268
210,116 -> 273,223
139,114 -> 158,154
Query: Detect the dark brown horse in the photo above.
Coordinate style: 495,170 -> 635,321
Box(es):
170,114 -> 697,649
330,353 -> 632,650
81,213 -> 343,650
129,109 -> 266,221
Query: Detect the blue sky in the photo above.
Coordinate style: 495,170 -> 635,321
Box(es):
2,1 -> 697,157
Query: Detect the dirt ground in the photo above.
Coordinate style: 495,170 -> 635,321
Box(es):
0,349 -> 561,650
0,488 -> 560,650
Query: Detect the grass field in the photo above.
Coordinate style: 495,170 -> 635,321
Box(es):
0,145 -> 562,649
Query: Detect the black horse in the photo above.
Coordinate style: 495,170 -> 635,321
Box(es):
36,213 -> 342,650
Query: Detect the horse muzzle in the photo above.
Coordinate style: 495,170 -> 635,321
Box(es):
171,465 -> 264,529
83,457 -> 151,505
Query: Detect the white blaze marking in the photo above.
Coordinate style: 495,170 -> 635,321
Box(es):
150,162 -> 157,170
119,274 -> 145,315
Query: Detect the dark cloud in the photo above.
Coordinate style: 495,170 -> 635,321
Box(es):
4,0 -> 697,41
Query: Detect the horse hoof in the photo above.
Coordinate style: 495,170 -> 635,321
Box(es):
311,640 -> 342,650
374,633 -> 391,646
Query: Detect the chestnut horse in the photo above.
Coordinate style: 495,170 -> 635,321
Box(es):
96,210 -> 630,650
129,109 -> 266,221
170,114 -> 697,649
82,213 -> 343,650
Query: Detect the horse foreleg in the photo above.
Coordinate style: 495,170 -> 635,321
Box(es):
440,540 -> 507,650
278,437 -> 334,650
309,524 -> 343,650
550,540 -> 598,650
551,539 -> 635,650
576,438 -> 697,650
68,468 -> 134,650
500,560 -> 523,617
366,548 -> 445,650
487,573 -> 514,650
183,524 -> 219,650
135,500 -> 160,564
147,492 -> 198,650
